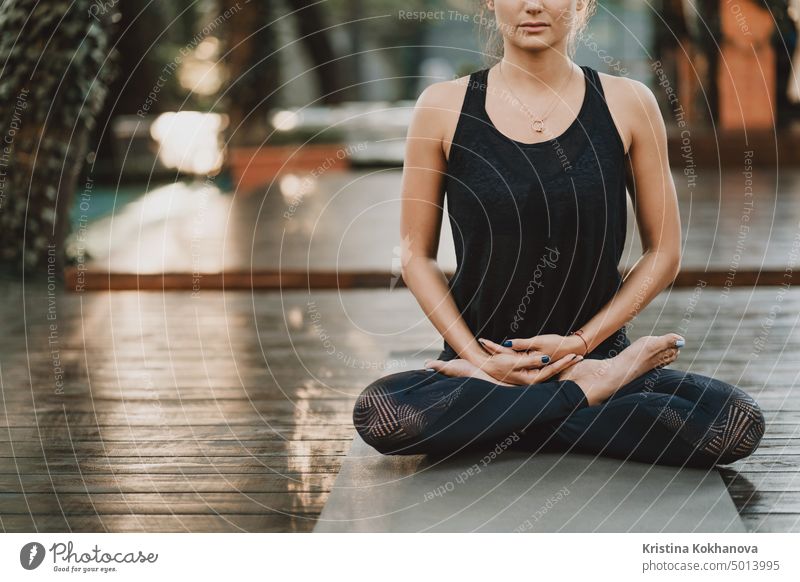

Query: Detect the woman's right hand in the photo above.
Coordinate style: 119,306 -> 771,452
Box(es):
478,351 -> 583,386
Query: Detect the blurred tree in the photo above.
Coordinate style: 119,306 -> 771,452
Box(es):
221,0 -> 362,145
90,0 -> 191,180
688,0 -> 720,122
651,0 -> 708,123
285,0 -> 347,104
327,0 -> 434,100
220,0 -> 439,144
112,1 -> 182,115
0,0 -> 118,278
221,0 -> 281,145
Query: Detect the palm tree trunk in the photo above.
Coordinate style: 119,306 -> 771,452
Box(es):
0,0 -> 118,278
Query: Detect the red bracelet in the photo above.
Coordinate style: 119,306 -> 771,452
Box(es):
570,329 -> 589,356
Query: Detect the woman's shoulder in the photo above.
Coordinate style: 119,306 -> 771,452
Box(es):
594,69 -> 663,152
408,71 -> 482,151
415,71 -> 478,112
595,69 -> 657,108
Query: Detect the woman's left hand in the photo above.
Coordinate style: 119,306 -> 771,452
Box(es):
479,334 -> 586,361
424,353 -> 582,386
423,358 -> 517,386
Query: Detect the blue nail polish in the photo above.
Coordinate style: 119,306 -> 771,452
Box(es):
542,355 -> 550,363
502,340 -> 512,347
675,339 -> 685,348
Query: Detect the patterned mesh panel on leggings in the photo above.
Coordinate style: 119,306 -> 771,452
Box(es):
353,378 -> 465,451
655,388 -> 765,464
695,396 -> 765,462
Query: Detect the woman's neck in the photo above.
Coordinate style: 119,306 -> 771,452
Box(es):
498,43 -> 575,91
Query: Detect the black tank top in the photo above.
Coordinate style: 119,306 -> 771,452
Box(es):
437,63 -> 630,361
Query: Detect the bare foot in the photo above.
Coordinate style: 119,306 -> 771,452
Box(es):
425,358 -> 519,386
557,333 -> 684,406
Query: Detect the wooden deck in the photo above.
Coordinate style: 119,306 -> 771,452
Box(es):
1,278 -> 798,532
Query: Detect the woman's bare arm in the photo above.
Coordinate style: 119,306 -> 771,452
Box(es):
399,80 -> 491,367
575,76 -> 682,352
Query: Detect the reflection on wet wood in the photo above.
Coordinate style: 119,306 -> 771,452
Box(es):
0,283 -> 369,532
0,441 -> 351,457
0,493 -> 329,515
2,457 -> 347,475
0,514 -> 318,533
2,282 -> 800,532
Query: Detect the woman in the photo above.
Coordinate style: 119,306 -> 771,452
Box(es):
352,0 -> 765,468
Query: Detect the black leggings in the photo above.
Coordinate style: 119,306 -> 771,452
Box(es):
352,346 -> 766,468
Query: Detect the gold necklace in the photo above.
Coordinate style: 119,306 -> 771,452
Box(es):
497,59 -> 576,134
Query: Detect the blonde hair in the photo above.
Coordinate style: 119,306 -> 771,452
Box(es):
476,0 -> 597,65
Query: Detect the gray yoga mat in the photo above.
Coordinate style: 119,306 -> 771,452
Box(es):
314,350 -> 746,533
313,434 -> 746,532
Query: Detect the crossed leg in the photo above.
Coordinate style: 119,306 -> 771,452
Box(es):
352,364 -> 765,468
545,367 -> 766,468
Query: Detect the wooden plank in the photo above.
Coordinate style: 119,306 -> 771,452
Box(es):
0,440 -> 352,457
720,455 -> 800,472
0,412 -> 356,427
0,493 -> 328,515
741,514 -> 800,533
63,267 -> 797,292
0,424 -> 354,442
63,269 -> 402,291
722,472 -> 800,489
0,474 -> 337,493
730,492 -> 800,513
0,513 -> 317,533
0,456 -> 347,475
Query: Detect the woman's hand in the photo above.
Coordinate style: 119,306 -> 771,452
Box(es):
479,334 -> 587,361
425,352 -> 583,386
423,357 -> 517,386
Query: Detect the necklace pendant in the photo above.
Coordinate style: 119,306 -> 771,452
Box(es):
532,119 -> 545,133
